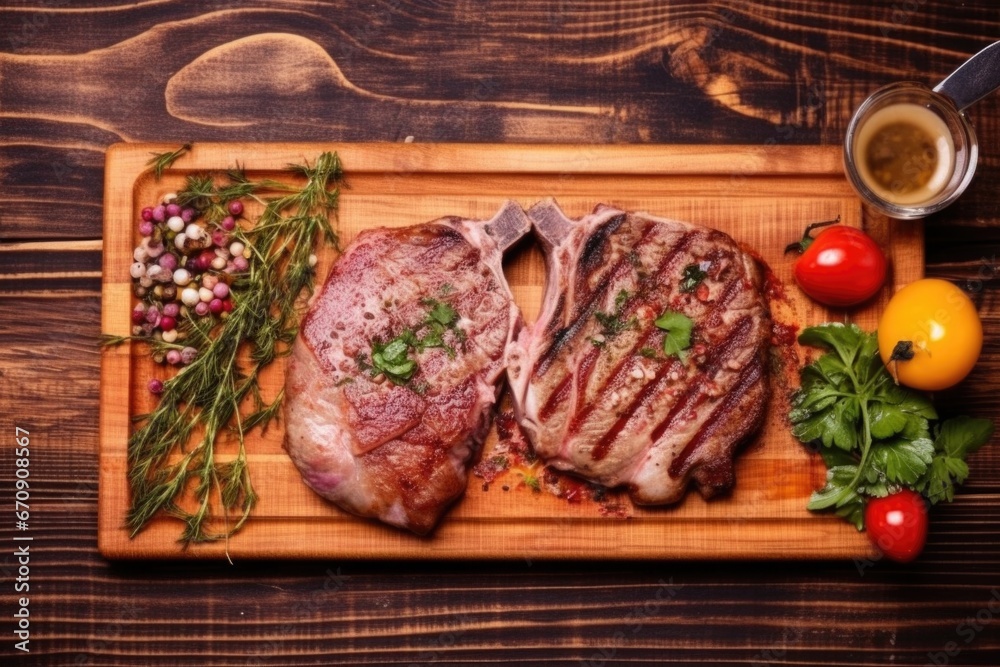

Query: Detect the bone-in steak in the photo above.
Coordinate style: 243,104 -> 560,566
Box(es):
506,200 -> 771,505
284,201 -> 530,534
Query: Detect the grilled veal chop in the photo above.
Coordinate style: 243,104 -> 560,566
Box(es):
284,201 -> 530,534
506,200 -> 771,505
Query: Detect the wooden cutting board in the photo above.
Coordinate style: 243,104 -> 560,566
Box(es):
99,143 -> 922,560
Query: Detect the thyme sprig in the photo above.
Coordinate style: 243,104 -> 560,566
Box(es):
147,143 -> 192,179
125,150 -> 342,545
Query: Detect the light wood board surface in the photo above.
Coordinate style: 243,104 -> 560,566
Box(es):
99,143 -> 923,560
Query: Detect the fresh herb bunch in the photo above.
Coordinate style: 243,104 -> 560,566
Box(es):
790,323 -> 993,529
125,149 -> 343,544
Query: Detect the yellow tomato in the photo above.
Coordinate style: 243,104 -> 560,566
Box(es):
877,278 -> 982,391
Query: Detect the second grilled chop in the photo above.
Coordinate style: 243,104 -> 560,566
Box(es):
506,200 -> 771,505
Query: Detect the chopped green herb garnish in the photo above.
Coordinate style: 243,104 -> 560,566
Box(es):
592,289 -> 636,343
425,299 -> 459,327
679,263 -> 707,293
521,472 -> 540,492
363,299 -> 465,385
372,334 -> 419,385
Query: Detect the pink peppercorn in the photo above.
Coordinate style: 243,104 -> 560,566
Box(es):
166,350 -> 182,365
165,203 -> 181,217
197,249 -> 215,271
162,302 -> 180,318
141,207 -> 154,222
152,205 -> 166,222
194,301 -> 210,317
158,253 -> 178,272
227,200 -> 243,216
180,207 -> 196,223
131,305 -> 146,324
211,229 -> 228,247
138,220 -> 154,236
232,256 -> 249,272
208,298 -> 224,314
148,378 -> 164,394
159,315 -> 177,331
221,216 -> 236,231
212,282 -> 229,299
222,298 -> 234,313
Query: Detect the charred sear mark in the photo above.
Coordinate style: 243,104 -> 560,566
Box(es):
578,214 -> 626,277
648,314 -> 755,444
668,355 -> 765,479
535,221 -> 655,376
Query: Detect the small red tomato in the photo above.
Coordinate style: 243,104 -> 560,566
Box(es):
865,490 -> 928,563
786,218 -> 887,307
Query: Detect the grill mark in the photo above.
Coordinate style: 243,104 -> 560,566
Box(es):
543,293 -> 567,335
574,344 -> 602,414
570,238 -> 746,449
646,229 -> 699,290
578,213 -> 627,278
590,355 -> 684,462
703,272 -> 743,329
533,222 -> 649,376
533,226 -> 694,377
648,314 -> 755,444
587,310 -> 755,464
567,326 -> 658,437
538,375 -> 572,421
668,354 -> 765,479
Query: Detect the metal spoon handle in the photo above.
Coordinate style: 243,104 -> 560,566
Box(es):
933,40 -> 1000,111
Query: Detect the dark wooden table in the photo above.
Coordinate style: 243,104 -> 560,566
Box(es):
2,2 -> 999,665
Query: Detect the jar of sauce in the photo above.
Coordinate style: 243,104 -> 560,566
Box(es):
843,82 -> 978,219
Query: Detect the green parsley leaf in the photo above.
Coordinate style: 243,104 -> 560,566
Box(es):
867,437 -> 934,485
426,300 -> 458,327
917,417 -> 993,504
808,465 -> 859,511
868,402 -> 909,440
654,310 -> 693,358
935,416 -> 994,459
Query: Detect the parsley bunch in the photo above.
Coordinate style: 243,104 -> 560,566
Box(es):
790,323 -> 993,529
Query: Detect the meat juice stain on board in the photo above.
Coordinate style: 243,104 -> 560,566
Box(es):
740,243 -> 803,427
472,408 -> 632,518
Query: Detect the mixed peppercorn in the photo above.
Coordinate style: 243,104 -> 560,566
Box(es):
128,194 -> 250,387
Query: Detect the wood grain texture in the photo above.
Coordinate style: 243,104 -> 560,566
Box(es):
1,1 -> 999,665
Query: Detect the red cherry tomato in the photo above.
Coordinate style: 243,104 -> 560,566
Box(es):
786,219 -> 888,307
864,490 -> 928,563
